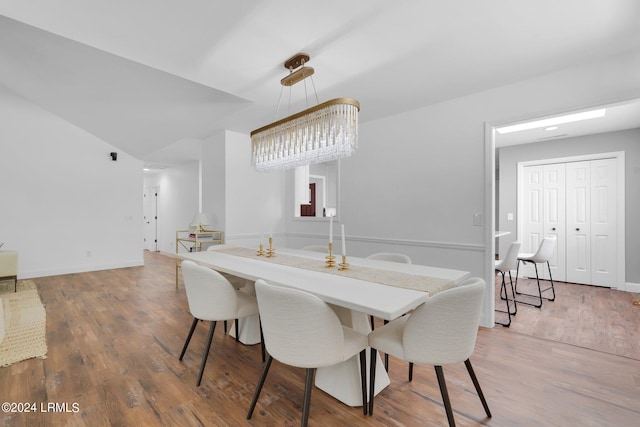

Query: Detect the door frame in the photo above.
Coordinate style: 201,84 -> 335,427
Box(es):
143,186 -> 160,251
516,151 -> 625,290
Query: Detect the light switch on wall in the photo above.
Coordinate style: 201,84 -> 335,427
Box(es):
473,213 -> 483,226
507,213 -> 513,221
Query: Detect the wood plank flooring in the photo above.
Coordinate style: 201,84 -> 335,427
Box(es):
1,251 -> 639,426
494,274 -> 640,360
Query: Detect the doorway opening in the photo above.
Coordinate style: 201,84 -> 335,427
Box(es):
143,186 -> 159,251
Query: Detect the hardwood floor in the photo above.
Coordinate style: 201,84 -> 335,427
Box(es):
494,275 -> 640,360
1,251 -> 639,426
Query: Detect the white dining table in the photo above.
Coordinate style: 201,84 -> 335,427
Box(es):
176,245 -> 470,407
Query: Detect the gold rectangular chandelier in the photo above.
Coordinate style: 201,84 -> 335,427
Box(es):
250,53 -> 360,172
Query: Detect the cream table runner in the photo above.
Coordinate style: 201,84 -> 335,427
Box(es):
216,246 -> 454,296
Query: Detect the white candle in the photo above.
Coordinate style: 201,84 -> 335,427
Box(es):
329,215 -> 334,244
341,224 -> 346,256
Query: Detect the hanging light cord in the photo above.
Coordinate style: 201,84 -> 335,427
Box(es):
275,59 -> 320,119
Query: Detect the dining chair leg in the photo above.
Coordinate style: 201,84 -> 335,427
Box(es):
301,368 -> 317,427
359,349 -> 368,415
499,271 -> 517,315
515,261 -> 543,308
224,320 -> 228,334
179,317 -> 199,360
368,348 -> 377,416
259,318 -> 265,362
409,362 -> 414,381
369,317 -> 391,373
495,272 -> 513,327
464,359 -> 492,418
544,261 -> 556,301
508,271 -> 518,315
383,319 -> 389,371
434,366 -> 456,427
247,355 -> 273,419
235,319 -> 239,343
196,321 -> 217,386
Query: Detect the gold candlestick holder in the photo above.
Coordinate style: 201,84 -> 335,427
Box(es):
257,243 -> 265,256
266,237 -> 276,258
338,255 -> 350,271
325,242 -> 336,268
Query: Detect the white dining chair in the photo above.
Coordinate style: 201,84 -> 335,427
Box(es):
495,241 -> 521,327
515,237 -> 557,308
206,245 -> 250,333
301,245 -> 328,253
367,277 -> 491,426
247,279 -> 369,426
366,252 -> 412,369
179,260 -> 264,386
366,252 -> 412,264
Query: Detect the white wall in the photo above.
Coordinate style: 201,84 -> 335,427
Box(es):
498,128 -> 640,285
202,131 -> 226,232
224,130 -> 286,246
146,130 -> 286,255
284,48 -> 640,327
144,161 -> 199,255
0,85 -> 143,278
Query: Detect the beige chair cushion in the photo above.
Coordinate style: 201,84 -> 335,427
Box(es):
0,251 -> 18,278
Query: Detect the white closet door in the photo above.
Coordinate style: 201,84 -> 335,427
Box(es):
521,166 -> 544,252
520,166 -> 544,278
143,187 -> 159,251
520,155 -> 620,287
590,158 -> 617,286
543,163 -> 565,281
566,161 -> 591,284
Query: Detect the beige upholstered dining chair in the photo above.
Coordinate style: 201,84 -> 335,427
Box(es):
366,252 -> 412,264
366,251 -> 412,369
301,245 -> 328,253
367,277 -> 491,426
247,279 -> 369,427
515,237 -> 557,308
0,250 -> 19,292
495,241 -> 521,327
179,260 -> 264,386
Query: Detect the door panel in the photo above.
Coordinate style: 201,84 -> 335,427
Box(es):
566,161 -> 591,284
543,163 -> 565,281
590,158 -> 617,286
143,187 -> 158,251
519,156 -> 619,288
520,166 -> 544,278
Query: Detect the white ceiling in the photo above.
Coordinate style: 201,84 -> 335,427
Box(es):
1,0 -> 640,168
494,100 -> 640,148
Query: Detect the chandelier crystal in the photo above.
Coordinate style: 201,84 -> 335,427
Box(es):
250,53 -> 360,172
251,98 -> 359,172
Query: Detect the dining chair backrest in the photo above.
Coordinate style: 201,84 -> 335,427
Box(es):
403,277 -> 485,365
528,237 -> 556,263
255,279 -> 345,368
301,245 -> 328,253
181,260 -> 239,321
496,241 -> 521,272
366,252 -> 412,264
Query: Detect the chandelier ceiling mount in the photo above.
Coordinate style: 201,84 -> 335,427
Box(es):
250,52 -> 360,172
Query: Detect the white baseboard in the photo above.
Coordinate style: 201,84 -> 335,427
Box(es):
20,259 -> 144,280
625,282 -> 640,293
